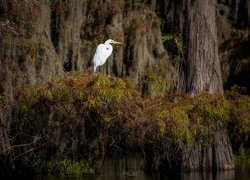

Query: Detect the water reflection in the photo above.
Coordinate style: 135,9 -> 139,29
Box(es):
35,157 -> 250,180
180,170 -> 235,180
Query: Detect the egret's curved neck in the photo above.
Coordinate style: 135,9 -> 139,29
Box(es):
105,42 -> 113,53
104,42 -> 112,48
103,41 -> 113,58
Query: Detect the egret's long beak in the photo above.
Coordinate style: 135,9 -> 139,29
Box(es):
112,41 -> 122,45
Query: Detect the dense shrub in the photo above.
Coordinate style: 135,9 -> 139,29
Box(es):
13,73 -> 144,173
144,93 -> 231,147
9,73 -> 250,174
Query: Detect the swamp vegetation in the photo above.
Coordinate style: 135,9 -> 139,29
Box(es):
1,73 -> 250,176
0,0 -> 249,178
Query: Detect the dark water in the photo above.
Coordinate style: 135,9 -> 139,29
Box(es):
35,156 -> 250,180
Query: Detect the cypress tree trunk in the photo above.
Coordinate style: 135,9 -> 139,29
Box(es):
179,0 -> 234,171
186,0 -> 222,95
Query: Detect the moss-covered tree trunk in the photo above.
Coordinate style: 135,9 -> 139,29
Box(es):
179,0 -> 234,171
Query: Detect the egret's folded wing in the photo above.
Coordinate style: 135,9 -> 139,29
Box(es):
93,44 -> 110,67
93,44 -> 104,66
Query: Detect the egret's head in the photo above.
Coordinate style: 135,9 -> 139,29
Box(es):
105,39 -> 122,45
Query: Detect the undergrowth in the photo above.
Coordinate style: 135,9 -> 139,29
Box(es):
144,93 -> 231,148
30,155 -> 94,175
9,73 -> 250,174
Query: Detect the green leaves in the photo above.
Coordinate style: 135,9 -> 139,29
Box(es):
144,93 -> 239,148
30,155 -> 94,175
162,33 -> 184,53
162,33 -> 174,42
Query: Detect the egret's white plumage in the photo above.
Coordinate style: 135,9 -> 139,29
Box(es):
92,39 -> 122,73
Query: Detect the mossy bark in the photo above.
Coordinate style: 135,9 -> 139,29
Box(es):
0,0 -> 62,157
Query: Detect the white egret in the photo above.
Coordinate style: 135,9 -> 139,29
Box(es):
91,39 -> 122,73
